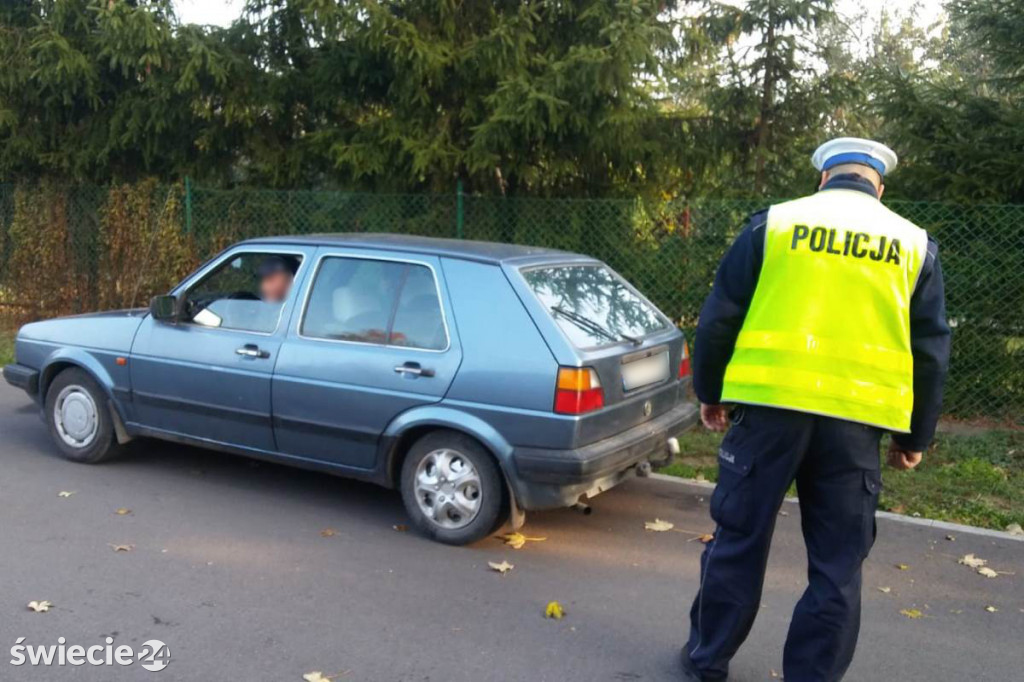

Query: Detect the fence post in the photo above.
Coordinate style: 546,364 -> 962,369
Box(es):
184,176 -> 194,234
456,178 -> 464,239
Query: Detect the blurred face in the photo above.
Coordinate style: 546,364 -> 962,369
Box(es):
260,271 -> 293,303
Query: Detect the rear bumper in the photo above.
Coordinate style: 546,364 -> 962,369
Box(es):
3,363 -> 39,397
511,400 -> 699,509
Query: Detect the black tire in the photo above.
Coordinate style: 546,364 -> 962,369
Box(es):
44,368 -> 121,464
400,430 -> 507,545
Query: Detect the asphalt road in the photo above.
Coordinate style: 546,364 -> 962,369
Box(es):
1,384 -> 1021,682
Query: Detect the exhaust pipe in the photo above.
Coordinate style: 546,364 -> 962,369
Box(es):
572,502 -> 593,515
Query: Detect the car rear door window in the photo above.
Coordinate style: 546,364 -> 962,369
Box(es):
301,257 -> 447,350
522,264 -> 667,348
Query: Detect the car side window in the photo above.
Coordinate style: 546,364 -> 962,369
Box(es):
390,265 -> 447,350
301,257 -> 446,350
183,252 -> 302,334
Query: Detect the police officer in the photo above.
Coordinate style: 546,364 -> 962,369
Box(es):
681,138 -> 951,682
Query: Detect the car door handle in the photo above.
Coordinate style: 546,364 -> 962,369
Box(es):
394,362 -> 435,378
236,344 -> 270,359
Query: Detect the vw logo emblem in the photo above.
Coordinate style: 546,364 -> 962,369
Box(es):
642,401 -> 652,417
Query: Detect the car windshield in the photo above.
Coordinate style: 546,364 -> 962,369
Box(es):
521,264 -> 667,348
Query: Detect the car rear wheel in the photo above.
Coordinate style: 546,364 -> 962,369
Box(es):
45,368 -> 121,464
400,430 -> 506,545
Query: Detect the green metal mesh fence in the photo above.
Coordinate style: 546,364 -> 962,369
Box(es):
0,183 -> 1021,422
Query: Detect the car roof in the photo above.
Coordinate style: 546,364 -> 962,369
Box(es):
240,233 -> 594,265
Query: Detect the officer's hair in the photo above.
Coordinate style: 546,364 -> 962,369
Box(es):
825,163 -> 882,187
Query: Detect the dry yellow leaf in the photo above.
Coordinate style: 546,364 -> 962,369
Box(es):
644,519 -> 675,532
977,567 -> 998,578
985,606 -> 998,613
502,532 -> 546,549
488,560 -> 514,575
392,524 -> 408,532
895,563 -> 910,571
320,528 -> 336,538
877,587 -> 892,594
900,608 -> 923,619
959,554 -> 987,568
109,544 -> 134,553
302,671 -> 348,682
27,601 -> 52,613
57,491 -> 75,498
544,601 -> 565,619
944,534 -> 956,541
115,508 -> 131,516
697,533 -> 715,543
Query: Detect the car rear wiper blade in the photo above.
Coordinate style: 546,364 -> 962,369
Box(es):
551,306 -> 642,346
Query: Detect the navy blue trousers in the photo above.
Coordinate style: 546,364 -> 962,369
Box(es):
685,405 -> 883,682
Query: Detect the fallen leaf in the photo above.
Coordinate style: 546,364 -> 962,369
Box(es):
877,587 -> 892,594
502,532 -> 546,549
27,601 -> 52,613
109,544 -> 134,553
392,524 -> 407,532
301,671 -> 350,682
888,504 -> 905,514
697,533 -> 715,544
945,534 -> 955,542
320,528 -> 336,538
57,491 -> 75,498
900,608 -> 923,619
958,554 -> 987,569
115,508 -> 131,516
778,510 -> 790,517
1006,523 -> 1023,536
770,670 -> 779,678
985,606 -> 998,613
977,567 -> 999,578
544,601 -> 565,619
644,519 -> 675,532
488,560 -> 514,575
895,563 -> 910,571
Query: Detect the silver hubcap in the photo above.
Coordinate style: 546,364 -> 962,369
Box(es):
414,448 -> 482,530
53,385 -> 98,449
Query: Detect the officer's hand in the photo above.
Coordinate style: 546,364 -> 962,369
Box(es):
700,403 -> 729,432
886,441 -> 922,471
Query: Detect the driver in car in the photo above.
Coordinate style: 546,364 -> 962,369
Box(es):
258,255 -> 300,303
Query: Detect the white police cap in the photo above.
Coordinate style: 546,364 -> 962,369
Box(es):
811,137 -> 898,176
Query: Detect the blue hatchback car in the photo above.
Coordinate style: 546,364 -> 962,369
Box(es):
3,234 -> 698,544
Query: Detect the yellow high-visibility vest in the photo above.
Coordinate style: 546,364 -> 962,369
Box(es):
721,189 -> 929,432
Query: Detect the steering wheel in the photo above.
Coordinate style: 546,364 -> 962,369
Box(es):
224,290 -> 261,301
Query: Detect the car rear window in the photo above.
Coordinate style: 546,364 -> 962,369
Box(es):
521,264 -> 667,348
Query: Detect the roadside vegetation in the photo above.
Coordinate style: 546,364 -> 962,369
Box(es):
0,329 -> 13,366
661,427 -> 1024,532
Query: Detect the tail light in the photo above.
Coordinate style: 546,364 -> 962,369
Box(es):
678,340 -> 691,378
554,367 -> 604,415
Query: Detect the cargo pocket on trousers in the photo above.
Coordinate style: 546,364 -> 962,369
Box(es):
859,470 -> 883,559
710,451 -> 755,534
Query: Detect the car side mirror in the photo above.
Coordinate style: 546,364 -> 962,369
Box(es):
150,295 -> 181,322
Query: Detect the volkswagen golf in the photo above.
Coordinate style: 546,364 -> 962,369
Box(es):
3,234 -> 697,545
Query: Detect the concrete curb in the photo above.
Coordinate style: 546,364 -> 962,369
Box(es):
648,472 -> 1024,543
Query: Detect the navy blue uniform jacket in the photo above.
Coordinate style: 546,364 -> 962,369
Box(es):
692,175 -> 952,451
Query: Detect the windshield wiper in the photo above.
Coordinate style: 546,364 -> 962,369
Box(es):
551,306 -> 641,346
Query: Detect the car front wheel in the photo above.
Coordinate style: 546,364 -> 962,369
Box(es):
45,368 -> 121,464
400,430 -> 506,545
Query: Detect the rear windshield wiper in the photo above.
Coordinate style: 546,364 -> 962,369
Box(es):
551,306 -> 641,346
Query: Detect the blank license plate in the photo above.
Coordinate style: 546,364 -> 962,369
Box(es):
621,351 -> 670,391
